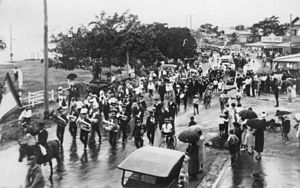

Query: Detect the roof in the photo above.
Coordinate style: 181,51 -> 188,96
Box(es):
292,17 -> 300,26
273,53 -> 300,63
117,146 -> 185,177
245,42 -> 274,48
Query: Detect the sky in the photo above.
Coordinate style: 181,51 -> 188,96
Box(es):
0,0 -> 300,63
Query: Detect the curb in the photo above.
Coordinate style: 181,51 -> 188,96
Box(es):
211,160 -> 230,188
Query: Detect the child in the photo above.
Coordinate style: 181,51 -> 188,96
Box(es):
213,79 -> 218,92
218,79 -> 224,93
218,114 -> 226,138
227,129 -> 239,165
193,96 -> 199,115
25,155 -> 45,188
236,89 -> 242,106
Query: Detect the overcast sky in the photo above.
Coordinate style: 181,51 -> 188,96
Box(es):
0,0 -> 299,62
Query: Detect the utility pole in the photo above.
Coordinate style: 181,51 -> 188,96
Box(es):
43,0 -> 49,119
9,24 -> 13,63
189,15 -> 193,30
289,14 -> 292,54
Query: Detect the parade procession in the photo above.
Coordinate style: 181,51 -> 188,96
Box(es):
1,0 -> 300,188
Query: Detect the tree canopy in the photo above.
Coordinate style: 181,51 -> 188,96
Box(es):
249,16 -> 289,42
50,11 -> 197,72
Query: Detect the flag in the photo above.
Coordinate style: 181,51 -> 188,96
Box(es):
0,73 -> 22,122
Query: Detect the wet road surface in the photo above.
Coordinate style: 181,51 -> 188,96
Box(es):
216,152 -> 300,188
0,100 -> 217,188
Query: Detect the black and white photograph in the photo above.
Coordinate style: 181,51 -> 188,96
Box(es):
1,0 -> 300,187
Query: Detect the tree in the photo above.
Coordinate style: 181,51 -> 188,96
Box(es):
50,11 -> 197,76
250,16 -> 289,42
0,38 -> 6,51
156,27 -> 197,60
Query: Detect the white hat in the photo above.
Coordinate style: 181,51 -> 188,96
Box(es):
80,108 -> 88,114
58,86 -> 63,90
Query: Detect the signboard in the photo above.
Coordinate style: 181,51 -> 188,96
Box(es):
261,35 -> 283,43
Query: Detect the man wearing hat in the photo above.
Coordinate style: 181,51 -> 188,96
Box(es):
54,107 -> 68,147
76,108 -> 91,150
146,110 -> 158,145
89,105 -> 102,145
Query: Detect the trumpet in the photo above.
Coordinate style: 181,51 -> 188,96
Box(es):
77,118 -> 92,132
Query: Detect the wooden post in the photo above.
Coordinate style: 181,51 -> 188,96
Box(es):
43,0 -> 49,119
289,14 -> 292,54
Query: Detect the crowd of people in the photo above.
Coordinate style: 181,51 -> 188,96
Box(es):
16,49 -> 300,187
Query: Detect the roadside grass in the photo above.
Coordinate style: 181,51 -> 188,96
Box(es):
0,60 -> 92,93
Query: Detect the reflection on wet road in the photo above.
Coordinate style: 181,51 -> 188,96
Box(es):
217,152 -> 300,188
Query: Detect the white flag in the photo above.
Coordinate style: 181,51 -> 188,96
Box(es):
0,73 -> 21,122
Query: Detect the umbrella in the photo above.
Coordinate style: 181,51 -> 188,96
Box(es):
282,80 -> 293,87
246,118 -> 265,130
178,129 -> 200,143
67,73 -> 77,80
189,125 -> 204,135
108,97 -> 118,104
238,110 -> 258,120
275,107 -> 292,116
287,78 -> 297,85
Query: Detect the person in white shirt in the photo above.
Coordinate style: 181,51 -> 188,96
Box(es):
19,107 -> 32,125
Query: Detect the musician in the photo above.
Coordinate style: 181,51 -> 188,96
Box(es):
54,107 -> 68,147
103,112 -> 120,145
68,105 -> 79,140
89,105 -> 102,144
145,110 -> 157,145
76,108 -> 91,150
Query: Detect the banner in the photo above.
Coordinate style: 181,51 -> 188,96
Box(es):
0,73 -> 22,122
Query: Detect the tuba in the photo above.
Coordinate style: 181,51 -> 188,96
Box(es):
78,118 -> 92,132
55,115 -> 67,127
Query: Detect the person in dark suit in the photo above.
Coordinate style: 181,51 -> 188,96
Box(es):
146,110 -> 157,145
273,77 -> 280,107
158,81 -> 166,102
32,122 -> 48,148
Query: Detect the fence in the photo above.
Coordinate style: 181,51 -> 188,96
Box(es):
20,89 -> 55,108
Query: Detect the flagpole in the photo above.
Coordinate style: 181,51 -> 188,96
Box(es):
43,0 -> 49,119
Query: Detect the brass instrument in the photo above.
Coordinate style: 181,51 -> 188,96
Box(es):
102,119 -> 119,131
77,118 -> 92,132
68,115 -> 77,122
55,115 -> 67,126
